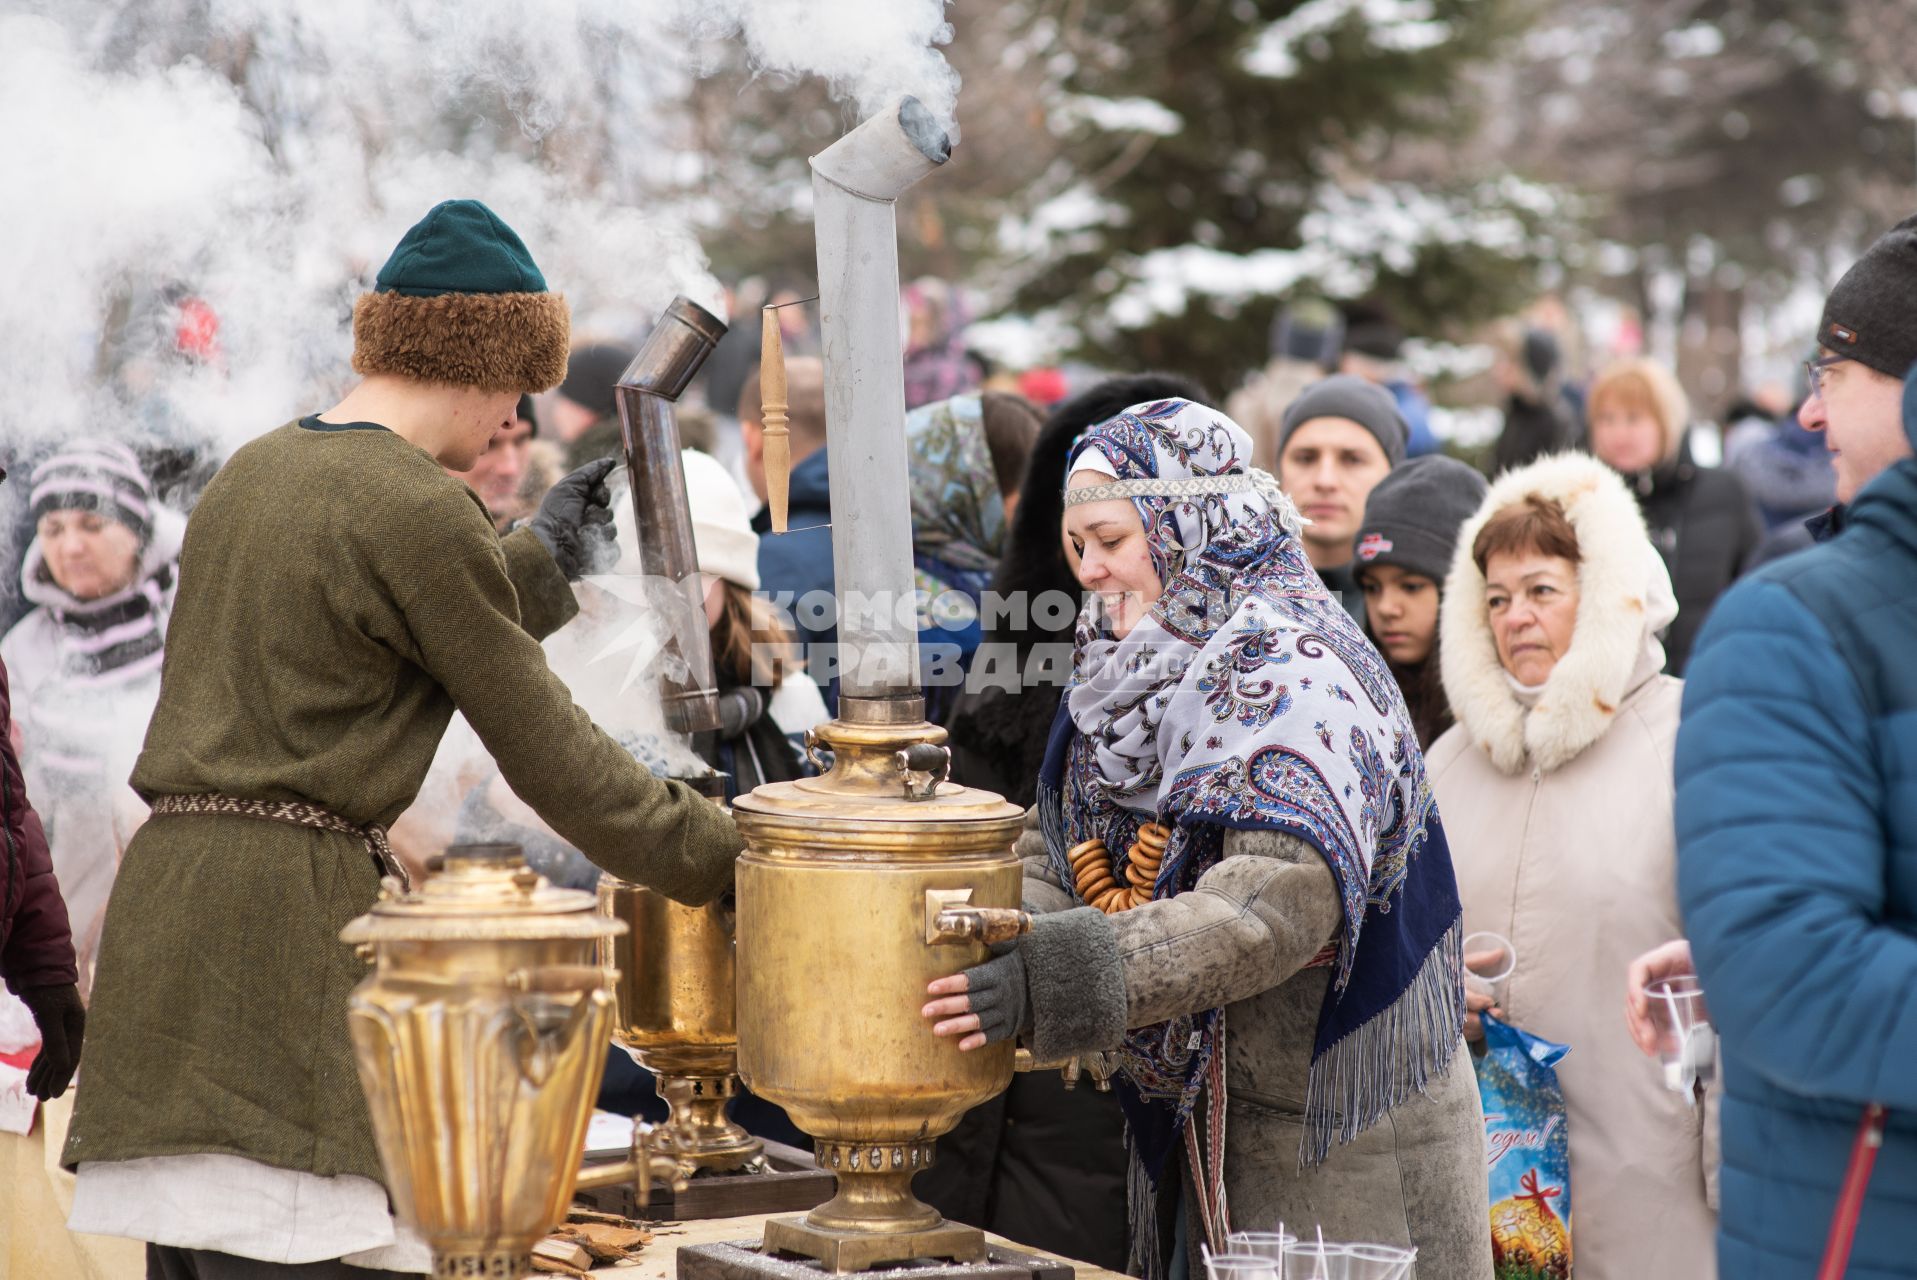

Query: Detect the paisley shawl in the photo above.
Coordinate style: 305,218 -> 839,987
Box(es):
1036,399 -> 1465,1203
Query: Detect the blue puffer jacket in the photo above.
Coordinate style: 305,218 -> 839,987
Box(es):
752,447 -> 836,711
1674,370 -> 1917,1280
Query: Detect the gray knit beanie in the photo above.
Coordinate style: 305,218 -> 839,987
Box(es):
1818,213 -> 1917,380
1278,374 -> 1409,466
1352,454 -> 1488,584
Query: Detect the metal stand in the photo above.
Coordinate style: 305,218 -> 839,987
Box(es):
679,1238 -> 1076,1280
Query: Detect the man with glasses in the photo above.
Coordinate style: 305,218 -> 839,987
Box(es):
1796,215 -> 1917,520
1671,212 -> 1917,1280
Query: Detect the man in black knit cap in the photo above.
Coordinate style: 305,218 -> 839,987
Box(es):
1797,212 -> 1917,526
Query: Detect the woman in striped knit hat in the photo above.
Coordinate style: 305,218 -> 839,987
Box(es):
0,439 -> 181,991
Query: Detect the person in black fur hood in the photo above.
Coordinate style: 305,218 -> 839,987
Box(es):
922,372 -> 1205,1272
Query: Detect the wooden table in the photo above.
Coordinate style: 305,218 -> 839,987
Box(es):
616,1213 -> 1126,1280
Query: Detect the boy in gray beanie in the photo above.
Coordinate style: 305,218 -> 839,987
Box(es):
1353,454 -> 1488,747
1276,373 -> 1409,623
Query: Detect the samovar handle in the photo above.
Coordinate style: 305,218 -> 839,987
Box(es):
505,966 -> 615,1087
896,743 -> 951,800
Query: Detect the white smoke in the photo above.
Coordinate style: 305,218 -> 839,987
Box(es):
0,0 -> 953,903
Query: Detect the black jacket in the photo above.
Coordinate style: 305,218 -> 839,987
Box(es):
1621,438 -> 1764,674
1492,391 -> 1575,476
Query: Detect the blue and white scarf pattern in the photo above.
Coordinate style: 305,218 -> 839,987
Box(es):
1038,398 -> 1464,1179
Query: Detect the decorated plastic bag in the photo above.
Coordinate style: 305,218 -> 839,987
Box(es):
1474,1013 -> 1571,1280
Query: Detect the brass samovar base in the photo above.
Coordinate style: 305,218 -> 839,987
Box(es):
434,1248 -> 531,1280
655,1070 -> 769,1177
762,1217 -> 987,1273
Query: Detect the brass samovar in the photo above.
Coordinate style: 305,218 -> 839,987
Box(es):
731,96 -> 1032,1274
343,844 -> 680,1279
599,868 -> 764,1178
599,297 -> 767,1181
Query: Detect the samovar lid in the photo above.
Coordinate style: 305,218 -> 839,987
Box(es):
341,843 -> 628,944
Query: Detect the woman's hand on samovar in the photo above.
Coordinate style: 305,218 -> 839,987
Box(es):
923,943 -> 1029,1053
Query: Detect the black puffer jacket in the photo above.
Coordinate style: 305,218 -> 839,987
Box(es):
1620,435 -> 1763,674
2,654 -> 76,995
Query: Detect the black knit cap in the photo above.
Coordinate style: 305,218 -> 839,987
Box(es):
558,342 -> 638,420
1279,374 -> 1409,466
1352,454 -> 1488,585
1818,212 -> 1917,380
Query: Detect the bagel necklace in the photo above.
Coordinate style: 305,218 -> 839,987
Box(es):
1068,821 -> 1171,913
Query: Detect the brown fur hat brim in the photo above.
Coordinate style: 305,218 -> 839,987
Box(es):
352,289 -> 571,394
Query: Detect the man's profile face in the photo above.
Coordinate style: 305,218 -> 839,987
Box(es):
1798,351 -> 1912,503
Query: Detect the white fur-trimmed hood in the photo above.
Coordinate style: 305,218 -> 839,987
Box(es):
1439,453 -> 1677,776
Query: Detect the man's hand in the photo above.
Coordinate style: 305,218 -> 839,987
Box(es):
1625,938 -> 1697,1056
530,458 -> 619,581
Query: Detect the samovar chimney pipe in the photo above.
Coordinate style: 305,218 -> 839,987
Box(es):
613,297 -> 729,735
809,97 -> 950,711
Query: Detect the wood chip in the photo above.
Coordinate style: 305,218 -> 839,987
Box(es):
529,1257 -> 589,1278
533,1238 -> 594,1270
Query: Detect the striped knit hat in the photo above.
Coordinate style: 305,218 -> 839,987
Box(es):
29,440 -> 155,545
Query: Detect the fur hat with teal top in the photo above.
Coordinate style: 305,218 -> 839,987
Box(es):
352,199 -> 571,393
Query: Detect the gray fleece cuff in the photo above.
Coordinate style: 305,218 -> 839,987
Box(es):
1025,907 -> 1127,1061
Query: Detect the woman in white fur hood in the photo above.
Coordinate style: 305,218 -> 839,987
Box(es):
1423,452 -> 1716,1279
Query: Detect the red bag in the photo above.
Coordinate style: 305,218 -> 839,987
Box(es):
1816,1103 -> 1887,1280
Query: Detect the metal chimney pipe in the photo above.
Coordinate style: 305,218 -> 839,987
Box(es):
614,297 -> 728,735
809,97 -> 951,713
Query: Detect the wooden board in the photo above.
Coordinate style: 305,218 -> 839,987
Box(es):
575,1140 -> 836,1222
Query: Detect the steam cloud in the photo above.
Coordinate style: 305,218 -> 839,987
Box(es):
0,0 -> 959,917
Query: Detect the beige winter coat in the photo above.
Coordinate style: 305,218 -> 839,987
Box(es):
1425,453 -> 1715,1279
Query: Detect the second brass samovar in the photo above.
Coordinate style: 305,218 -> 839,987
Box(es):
599,871 -> 765,1177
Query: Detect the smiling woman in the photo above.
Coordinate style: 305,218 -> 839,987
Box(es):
1423,452 -> 1717,1279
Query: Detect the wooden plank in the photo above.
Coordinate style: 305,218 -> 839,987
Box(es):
574,1141 -> 835,1223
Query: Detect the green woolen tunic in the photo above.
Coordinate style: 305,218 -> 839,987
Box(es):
63,419 -> 741,1184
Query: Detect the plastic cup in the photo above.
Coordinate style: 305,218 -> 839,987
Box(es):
1462,930 -> 1517,1007
1205,1253 -> 1282,1280
1646,973 -> 1715,1098
1342,1243 -> 1416,1279
1228,1231 -> 1296,1276
1281,1242 -> 1348,1280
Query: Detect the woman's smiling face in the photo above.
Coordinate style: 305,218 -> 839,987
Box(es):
1063,470 -> 1162,639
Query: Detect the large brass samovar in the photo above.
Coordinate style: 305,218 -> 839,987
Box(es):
343,844 -> 677,1279
731,96 -> 1032,1274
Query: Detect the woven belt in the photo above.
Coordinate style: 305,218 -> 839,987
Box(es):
149,793 -> 411,890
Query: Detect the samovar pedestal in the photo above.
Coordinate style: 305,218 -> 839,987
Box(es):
651,1069 -> 768,1175
760,1138 -> 983,1271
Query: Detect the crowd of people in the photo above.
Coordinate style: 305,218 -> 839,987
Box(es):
0,199 -> 1913,1280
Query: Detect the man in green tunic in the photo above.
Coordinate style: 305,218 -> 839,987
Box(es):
62,201 -> 741,1278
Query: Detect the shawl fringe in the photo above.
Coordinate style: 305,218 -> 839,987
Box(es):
1301,914 -> 1465,1168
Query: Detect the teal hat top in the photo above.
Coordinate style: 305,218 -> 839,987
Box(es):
373,199 -> 549,297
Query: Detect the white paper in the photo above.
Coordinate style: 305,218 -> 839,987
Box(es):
584,1109 -> 635,1159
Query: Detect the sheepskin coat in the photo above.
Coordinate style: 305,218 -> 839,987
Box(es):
1424,453 -> 1716,1279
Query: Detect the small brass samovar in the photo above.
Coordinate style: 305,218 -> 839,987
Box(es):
599,872 -> 765,1177
343,844 -> 678,1279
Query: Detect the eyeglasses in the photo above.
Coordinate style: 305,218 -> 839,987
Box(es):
1804,353 -> 1849,400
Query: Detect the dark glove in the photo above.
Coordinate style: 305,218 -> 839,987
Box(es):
716,687 -> 766,741
960,941 -> 1032,1046
530,457 -> 619,581
19,983 -> 85,1100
